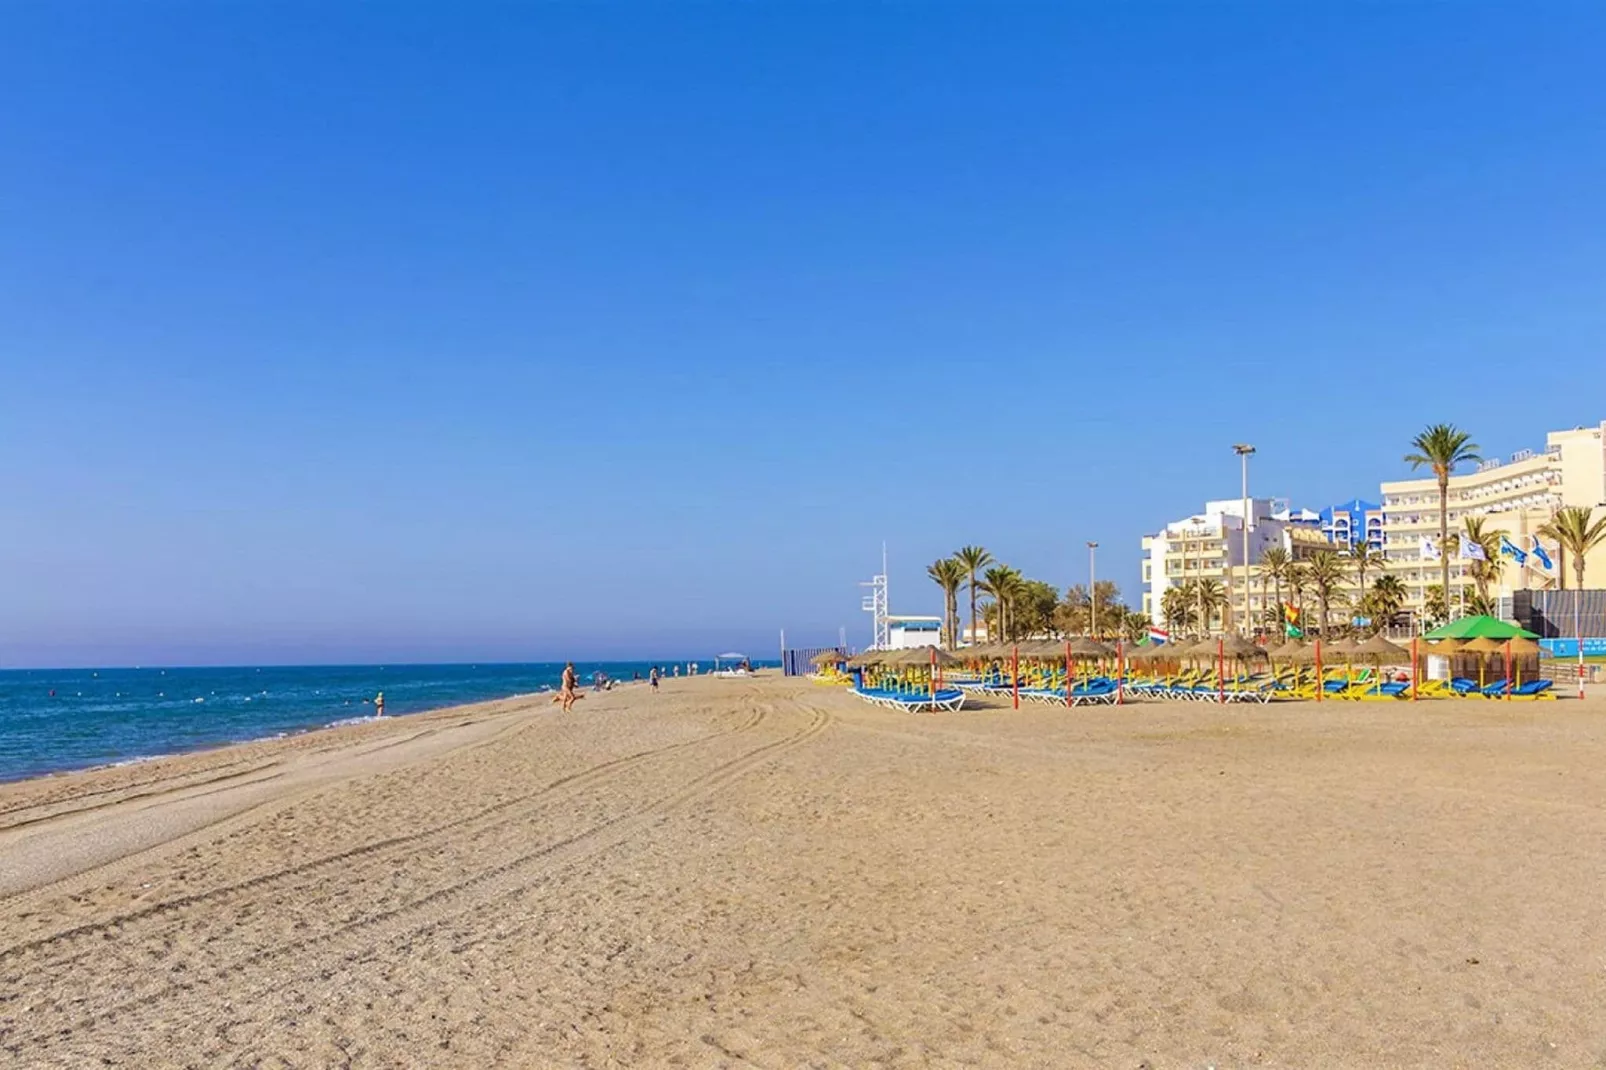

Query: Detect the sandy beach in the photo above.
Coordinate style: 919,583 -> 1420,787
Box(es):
3,675 -> 1606,1067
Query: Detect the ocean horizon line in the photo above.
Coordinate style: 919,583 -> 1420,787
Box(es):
0,661 -> 775,783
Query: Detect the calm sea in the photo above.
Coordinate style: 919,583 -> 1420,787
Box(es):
0,661 -> 754,783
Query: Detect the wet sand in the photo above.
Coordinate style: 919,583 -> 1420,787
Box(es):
3,675 -> 1605,1067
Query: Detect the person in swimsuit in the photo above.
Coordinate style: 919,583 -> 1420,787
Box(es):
375,692 -> 385,717
554,662 -> 582,712
649,666 -> 660,693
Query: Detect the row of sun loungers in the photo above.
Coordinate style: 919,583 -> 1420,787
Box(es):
853,671 -> 1554,713
851,685 -> 967,713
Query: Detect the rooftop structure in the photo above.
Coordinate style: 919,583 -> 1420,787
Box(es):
887,616 -> 943,649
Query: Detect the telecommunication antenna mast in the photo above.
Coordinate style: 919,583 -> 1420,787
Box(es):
860,543 -> 889,650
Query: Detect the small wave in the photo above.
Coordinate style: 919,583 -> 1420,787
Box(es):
108,755 -> 164,768
325,715 -> 380,728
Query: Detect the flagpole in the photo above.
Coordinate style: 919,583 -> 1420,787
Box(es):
1410,636 -> 1418,702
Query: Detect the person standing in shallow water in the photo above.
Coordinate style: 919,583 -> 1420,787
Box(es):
374,692 -> 385,717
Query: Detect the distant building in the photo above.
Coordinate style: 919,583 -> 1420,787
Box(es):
1320,498 -> 1384,550
1137,419 -> 1606,635
887,616 -> 943,649
1141,497 -> 1299,633
1380,421 -> 1606,617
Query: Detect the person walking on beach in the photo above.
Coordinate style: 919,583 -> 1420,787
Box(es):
374,692 -> 385,717
554,662 -> 582,713
649,666 -> 660,693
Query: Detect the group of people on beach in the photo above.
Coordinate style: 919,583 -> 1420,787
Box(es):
552,661 -> 699,711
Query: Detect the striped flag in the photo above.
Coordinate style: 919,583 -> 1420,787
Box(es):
1148,626 -> 1169,645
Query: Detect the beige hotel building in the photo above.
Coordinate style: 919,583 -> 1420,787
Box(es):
1142,421 -> 1606,633
1379,422 -> 1606,615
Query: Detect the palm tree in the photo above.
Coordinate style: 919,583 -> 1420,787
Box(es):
1160,586 -> 1196,634
1258,546 -> 1290,631
1306,549 -> 1346,637
1548,506 -> 1606,592
1405,424 -> 1481,623
926,558 -> 966,648
981,565 -> 1023,642
1364,574 -> 1407,633
1120,611 -> 1150,644
1195,578 -> 1227,635
953,545 -> 994,645
1001,568 -> 1026,640
1536,518 -> 1567,589
1347,542 -> 1385,612
1423,584 -> 1448,625
1285,562 -> 1310,637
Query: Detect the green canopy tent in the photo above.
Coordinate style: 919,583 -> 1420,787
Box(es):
1424,615 -> 1538,641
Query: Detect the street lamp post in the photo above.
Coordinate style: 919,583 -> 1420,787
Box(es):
1233,444 -> 1256,638
1087,541 -> 1099,637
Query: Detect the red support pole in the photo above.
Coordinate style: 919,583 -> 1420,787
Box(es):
1411,636 -> 1418,702
1504,639 -> 1512,700
1117,640 -> 1125,706
930,648 -> 937,711
1217,638 -> 1225,705
1315,639 -> 1323,703
1012,645 -> 1020,710
1064,641 -> 1072,709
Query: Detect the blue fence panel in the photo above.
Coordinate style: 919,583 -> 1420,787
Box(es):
1540,638 -> 1606,658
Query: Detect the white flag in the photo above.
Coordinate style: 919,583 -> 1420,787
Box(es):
1420,536 -> 1440,560
1458,538 -> 1486,561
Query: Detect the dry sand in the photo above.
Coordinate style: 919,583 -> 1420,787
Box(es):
3,676 -> 1606,1068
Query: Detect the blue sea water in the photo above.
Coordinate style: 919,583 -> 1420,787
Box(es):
0,661 -> 758,783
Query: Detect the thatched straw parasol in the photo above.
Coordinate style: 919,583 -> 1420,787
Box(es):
1284,643 -> 1320,664
1268,638 -> 1307,660
1067,636 -> 1113,659
845,650 -> 889,668
811,649 -> 846,666
1322,636 -> 1360,657
889,645 -> 959,667
1007,639 -> 1054,659
1353,634 -> 1408,661
1460,636 -> 1505,656
1220,635 -> 1266,660
1507,636 -> 1541,655
1170,637 -> 1214,661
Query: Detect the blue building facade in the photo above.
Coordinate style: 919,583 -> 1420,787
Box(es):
1320,498 -> 1384,550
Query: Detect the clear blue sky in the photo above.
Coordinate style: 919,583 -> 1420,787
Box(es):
4,4 -> 1605,666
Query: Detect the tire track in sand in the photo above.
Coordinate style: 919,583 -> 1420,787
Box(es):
0,701 -> 768,963
2,699 -> 831,1057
